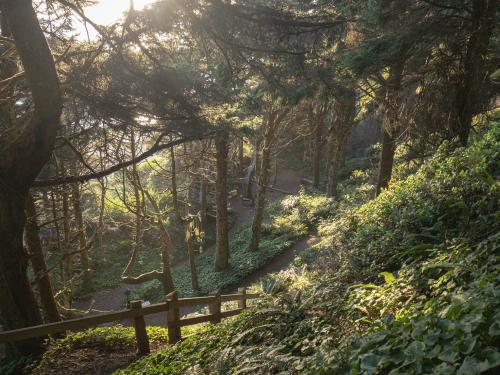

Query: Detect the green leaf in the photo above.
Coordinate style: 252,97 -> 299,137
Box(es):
387,350 -> 405,364
488,321 -> 500,336
360,353 -> 381,372
426,344 -> 442,359
379,272 -> 396,284
459,336 -> 477,355
438,348 -> 459,363
478,348 -> 500,371
457,357 -> 479,375
404,341 -> 425,363
433,363 -> 455,375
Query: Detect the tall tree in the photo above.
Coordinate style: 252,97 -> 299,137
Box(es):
450,0 -> 497,145
214,130 -> 230,271
327,89 -> 357,197
0,0 -> 62,355
375,62 -> 405,196
248,105 -> 290,252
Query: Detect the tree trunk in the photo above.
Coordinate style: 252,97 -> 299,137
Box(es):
170,145 -> 183,222
248,146 -> 271,252
123,132 -> 143,276
61,183 -> 72,307
187,233 -> 199,290
375,62 -> 404,196
238,137 -> 244,176
326,137 -> 341,197
97,180 -> 106,260
375,128 -> 396,196
214,131 -> 229,272
452,0 -> 497,146
71,183 -> 92,293
159,237 -> 175,294
244,135 -> 260,200
248,107 -> 289,251
312,117 -> 322,189
199,162 -> 208,250
326,93 -> 355,198
24,194 -> 61,323
0,190 -> 44,356
145,192 -> 175,294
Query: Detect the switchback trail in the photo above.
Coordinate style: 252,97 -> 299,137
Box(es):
73,167 -> 310,326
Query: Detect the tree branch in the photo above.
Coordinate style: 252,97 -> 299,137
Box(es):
33,132 -> 214,187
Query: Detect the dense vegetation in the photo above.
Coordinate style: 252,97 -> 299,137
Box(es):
0,0 -> 498,374
112,122 -> 500,374
7,121 -> 495,375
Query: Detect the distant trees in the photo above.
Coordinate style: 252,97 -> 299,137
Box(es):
339,0 -> 498,195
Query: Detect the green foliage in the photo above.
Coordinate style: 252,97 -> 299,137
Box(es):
31,326 -> 170,375
346,235 -> 500,374
133,190 -> 331,302
45,124 -> 500,375
46,326 -> 168,354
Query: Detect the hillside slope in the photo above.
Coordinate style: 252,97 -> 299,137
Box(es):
114,123 -> 499,374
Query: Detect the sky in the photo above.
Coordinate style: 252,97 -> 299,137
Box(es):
74,0 -> 157,40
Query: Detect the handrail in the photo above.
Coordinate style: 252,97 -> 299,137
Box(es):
0,288 -> 258,356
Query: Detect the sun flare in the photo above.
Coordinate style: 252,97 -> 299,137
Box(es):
76,0 -> 156,39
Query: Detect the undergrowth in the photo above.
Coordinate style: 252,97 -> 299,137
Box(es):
114,123 -> 499,374
133,190 -> 335,302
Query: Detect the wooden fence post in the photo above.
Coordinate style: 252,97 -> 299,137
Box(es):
130,300 -> 150,356
238,287 -> 247,309
166,291 -> 181,344
208,289 -> 221,324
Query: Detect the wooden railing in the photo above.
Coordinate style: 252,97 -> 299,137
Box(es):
0,288 -> 258,356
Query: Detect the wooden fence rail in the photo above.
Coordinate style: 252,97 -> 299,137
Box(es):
0,288 -> 258,356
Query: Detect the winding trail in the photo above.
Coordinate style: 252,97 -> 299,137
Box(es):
73,167 -> 312,326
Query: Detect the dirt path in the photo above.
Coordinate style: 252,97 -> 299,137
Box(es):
235,235 -> 320,290
73,166 -> 308,326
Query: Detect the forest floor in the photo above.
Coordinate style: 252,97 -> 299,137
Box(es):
73,166 -> 309,326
